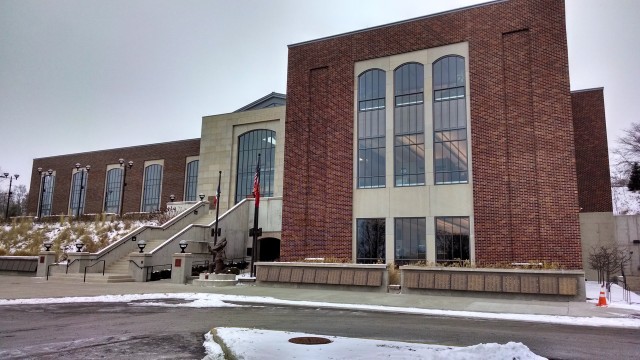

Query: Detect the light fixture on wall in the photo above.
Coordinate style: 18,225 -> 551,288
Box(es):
37,168 -> 54,219
73,163 -> 90,218
118,158 -> 134,217
1,172 -> 19,220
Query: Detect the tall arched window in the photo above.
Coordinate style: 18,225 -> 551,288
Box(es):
184,160 -> 199,201
357,69 -> 386,188
69,171 -> 88,215
104,168 -> 123,213
236,129 -> 276,203
142,164 -> 163,212
433,55 -> 468,184
394,62 -> 425,187
40,175 -> 55,216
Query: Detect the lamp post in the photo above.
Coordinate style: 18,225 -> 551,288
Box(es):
118,159 -> 133,217
74,164 -> 90,218
1,172 -> 19,220
137,239 -> 146,253
37,168 -> 54,218
169,194 -> 175,202
179,240 -> 188,253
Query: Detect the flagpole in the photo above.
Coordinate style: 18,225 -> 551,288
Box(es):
250,154 -> 261,277
213,170 -> 221,246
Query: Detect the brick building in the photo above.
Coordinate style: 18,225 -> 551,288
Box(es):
26,0 -> 613,271
280,0 -> 612,269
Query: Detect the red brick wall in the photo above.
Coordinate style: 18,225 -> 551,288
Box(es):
282,0 -> 583,268
27,139 -> 200,216
572,89 -> 613,213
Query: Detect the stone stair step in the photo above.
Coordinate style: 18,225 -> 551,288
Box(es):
46,273 -> 135,283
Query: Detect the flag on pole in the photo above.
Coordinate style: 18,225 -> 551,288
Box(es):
253,154 -> 261,208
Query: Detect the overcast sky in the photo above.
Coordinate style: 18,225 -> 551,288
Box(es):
0,0 -> 638,192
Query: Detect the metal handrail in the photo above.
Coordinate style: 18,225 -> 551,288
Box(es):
66,259 -> 79,274
46,262 -> 59,280
94,235 -> 141,261
83,260 -> 106,282
129,260 -> 173,282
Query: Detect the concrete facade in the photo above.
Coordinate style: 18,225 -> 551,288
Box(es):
197,106 -> 285,214
352,43 -> 475,264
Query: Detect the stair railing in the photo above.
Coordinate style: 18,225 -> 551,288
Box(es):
83,260 -> 106,282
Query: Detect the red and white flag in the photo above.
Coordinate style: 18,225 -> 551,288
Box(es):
253,155 -> 261,208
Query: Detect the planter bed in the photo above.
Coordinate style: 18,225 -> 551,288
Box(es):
401,266 -> 586,301
255,262 -> 388,292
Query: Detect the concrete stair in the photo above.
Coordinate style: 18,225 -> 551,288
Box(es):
192,213 -> 217,226
47,272 -> 134,283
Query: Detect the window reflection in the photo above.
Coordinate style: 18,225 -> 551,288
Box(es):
236,130 -> 276,203
433,56 -> 468,184
358,69 -> 386,188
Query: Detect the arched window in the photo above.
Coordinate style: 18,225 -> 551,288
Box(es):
236,129 -> 276,203
184,160 -> 199,201
357,69 -> 386,188
40,175 -> 55,216
104,168 -> 123,213
433,55 -> 468,184
69,171 -> 88,216
394,62 -> 425,187
142,164 -> 163,212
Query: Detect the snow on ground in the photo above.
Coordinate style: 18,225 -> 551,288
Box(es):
203,328 -> 545,360
585,281 -> 640,310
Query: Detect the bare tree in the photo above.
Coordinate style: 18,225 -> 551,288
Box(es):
612,122 -> 640,181
587,245 -> 632,287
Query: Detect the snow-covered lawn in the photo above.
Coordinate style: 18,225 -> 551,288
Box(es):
203,328 -> 544,360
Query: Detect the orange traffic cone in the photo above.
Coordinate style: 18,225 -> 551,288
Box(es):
596,287 -> 607,307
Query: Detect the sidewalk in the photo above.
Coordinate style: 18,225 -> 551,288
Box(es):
0,274 -> 636,320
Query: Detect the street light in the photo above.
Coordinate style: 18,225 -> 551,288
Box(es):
169,194 -> 176,202
75,241 -> 84,252
74,164 -> 90,218
118,159 -> 134,217
1,172 -> 19,220
137,239 -> 146,253
37,168 -> 54,219
199,193 -> 205,201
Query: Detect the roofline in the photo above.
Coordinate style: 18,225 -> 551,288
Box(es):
32,138 -> 201,161
571,87 -> 604,94
234,92 -> 287,112
288,0 -> 505,48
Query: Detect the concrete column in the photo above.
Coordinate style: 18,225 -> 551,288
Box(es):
171,253 -> 193,284
66,252 -> 92,274
36,251 -> 57,278
129,253 -> 153,282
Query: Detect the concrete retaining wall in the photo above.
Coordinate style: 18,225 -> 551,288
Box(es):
0,256 -> 38,274
401,266 -> 586,301
256,262 -> 388,292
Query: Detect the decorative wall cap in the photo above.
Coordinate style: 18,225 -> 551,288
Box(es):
400,266 -> 585,275
255,262 -> 387,270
